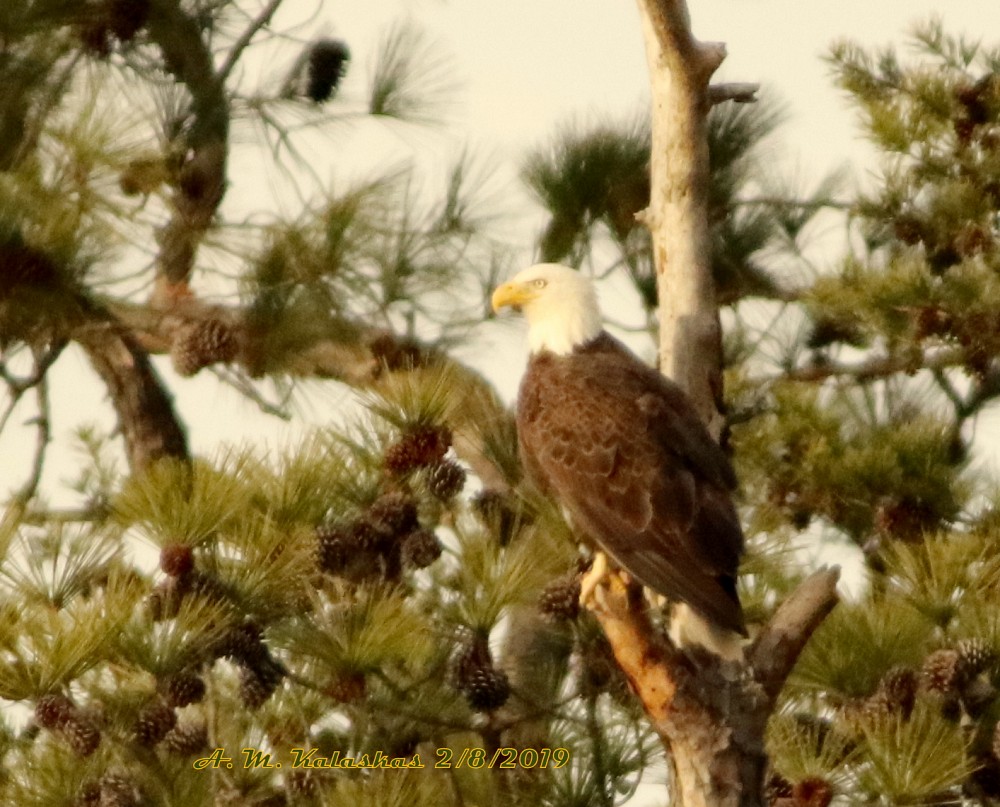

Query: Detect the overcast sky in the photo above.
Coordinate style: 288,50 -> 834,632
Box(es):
2,3 -> 998,802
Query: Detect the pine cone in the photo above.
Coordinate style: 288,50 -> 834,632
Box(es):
367,491 -> 419,539
539,575 -> 581,621
792,777 -> 833,807
316,524 -> 352,573
162,720 -> 209,756
954,223 -> 993,258
453,635 -> 510,712
63,712 -> 101,757
160,543 -> 194,578
765,772 -> 793,804
384,426 -> 451,475
306,39 -> 349,103
239,658 -> 284,709
866,665 -> 917,719
471,489 -> 517,542
426,460 -> 466,501
874,495 -> 938,543
325,672 -> 367,704
98,771 -> 141,807
400,528 -> 442,570
913,306 -> 952,339
577,634 -> 628,699
215,621 -> 266,663
171,318 -> 238,377
162,669 -> 206,708
0,243 -> 60,295
921,648 -> 962,695
35,693 -> 75,729
132,699 -> 177,747
956,638 -> 997,680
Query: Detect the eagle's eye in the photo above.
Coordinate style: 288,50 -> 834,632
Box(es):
532,279 -> 547,289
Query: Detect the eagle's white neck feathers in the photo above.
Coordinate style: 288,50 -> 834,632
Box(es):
511,264 -> 603,356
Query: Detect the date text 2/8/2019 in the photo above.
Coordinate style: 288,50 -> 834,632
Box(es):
435,747 -> 569,769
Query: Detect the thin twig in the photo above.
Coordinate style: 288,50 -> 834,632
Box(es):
14,364 -> 52,505
217,0 -> 286,85
209,367 -> 293,420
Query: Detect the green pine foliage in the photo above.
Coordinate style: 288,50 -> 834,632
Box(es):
0,383 -> 649,805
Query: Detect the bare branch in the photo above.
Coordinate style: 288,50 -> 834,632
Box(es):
779,346 -> 962,383
748,567 -> 841,701
636,0 -> 724,79
708,82 -> 759,105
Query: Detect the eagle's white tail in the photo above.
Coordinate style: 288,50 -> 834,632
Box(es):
668,603 -> 745,662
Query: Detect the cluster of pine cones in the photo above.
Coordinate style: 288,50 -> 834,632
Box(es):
315,424 -> 463,584
768,638 -> 1000,806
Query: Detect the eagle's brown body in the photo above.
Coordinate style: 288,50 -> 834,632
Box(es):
517,331 -> 746,636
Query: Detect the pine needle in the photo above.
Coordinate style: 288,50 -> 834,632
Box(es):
856,701 -> 972,800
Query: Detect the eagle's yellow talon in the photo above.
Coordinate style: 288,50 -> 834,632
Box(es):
579,551 -> 608,607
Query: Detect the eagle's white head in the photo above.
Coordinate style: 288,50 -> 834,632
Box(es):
491,263 -> 603,356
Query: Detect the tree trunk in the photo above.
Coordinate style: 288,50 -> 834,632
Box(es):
582,4 -> 841,806
636,0 -> 727,439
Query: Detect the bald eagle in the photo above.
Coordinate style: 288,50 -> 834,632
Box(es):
492,263 -> 746,658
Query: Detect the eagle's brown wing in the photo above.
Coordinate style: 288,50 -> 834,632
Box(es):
517,333 -> 745,634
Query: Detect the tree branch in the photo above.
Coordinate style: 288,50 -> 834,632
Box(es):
102,296 -> 513,491
708,82 -> 759,105
748,567 -> 841,702
12,363 -> 52,505
73,302 -> 189,474
146,0 -> 229,294
780,346 -> 961,383
586,576 -> 683,727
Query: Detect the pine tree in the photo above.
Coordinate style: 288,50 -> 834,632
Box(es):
3,0 -> 1000,804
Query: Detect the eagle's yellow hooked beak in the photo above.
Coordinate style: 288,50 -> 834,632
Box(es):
491,280 -> 537,314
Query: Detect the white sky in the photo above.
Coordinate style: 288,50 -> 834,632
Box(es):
2,2 -> 1000,803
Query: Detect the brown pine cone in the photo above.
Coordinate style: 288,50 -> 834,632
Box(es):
426,460 -> 466,501
171,318 -> 239,377
162,720 -> 209,756
400,528 -> 443,570
539,575 -> 582,622
453,634 -> 510,712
